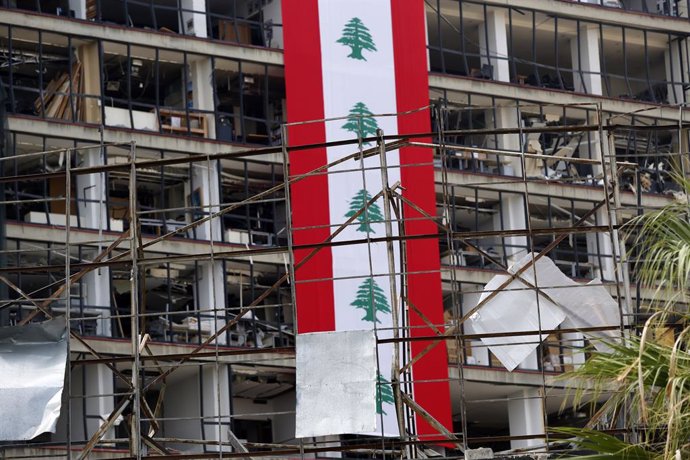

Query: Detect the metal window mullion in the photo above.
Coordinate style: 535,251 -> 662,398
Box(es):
436,0 -> 445,74
576,21 -> 588,94
239,60 -> 246,141
572,199 -> 581,277
547,195 -> 555,263
532,11 -> 540,86
459,1 -> 469,75
42,139 -> 50,224
676,34 -> 687,104
98,40 -> 106,127
474,188 -> 480,265
498,190 -> 506,265
150,0 -> 157,31
643,31 -> 655,102
669,34 -> 679,104
183,52 -> 191,135
210,55 -> 220,144
555,17 -> 564,90
249,251 -> 258,349
508,8 -> 517,82
154,47 -> 160,134
244,160 -> 251,240
38,30 -> 45,118
622,27 -> 633,97
7,26 -> 15,112
68,35 -> 76,122
126,44 -> 134,129
482,4 -> 491,74
593,195 -> 604,279
263,64 -> 270,145
197,348 -> 208,442
205,0 -> 212,38
599,24 -> 610,97
159,150 -> 165,237
270,163 -> 277,244
188,162 -> 196,239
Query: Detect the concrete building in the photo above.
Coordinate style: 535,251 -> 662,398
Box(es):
0,0 -> 687,458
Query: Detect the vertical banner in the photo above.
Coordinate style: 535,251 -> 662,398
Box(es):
283,0 -> 452,440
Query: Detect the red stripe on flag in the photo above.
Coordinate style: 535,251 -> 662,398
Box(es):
282,0 -> 335,334
390,0 -> 454,439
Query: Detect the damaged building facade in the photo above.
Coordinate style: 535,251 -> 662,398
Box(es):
0,0 -> 688,458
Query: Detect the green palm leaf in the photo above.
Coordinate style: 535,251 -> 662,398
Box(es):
552,428 -> 653,459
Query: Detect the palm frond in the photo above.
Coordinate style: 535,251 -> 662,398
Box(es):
624,172 -> 690,312
552,427 -> 654,459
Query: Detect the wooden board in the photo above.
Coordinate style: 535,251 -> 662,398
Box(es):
219,20 -> 252,44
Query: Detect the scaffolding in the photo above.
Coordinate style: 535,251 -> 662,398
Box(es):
0,101 -> 687,459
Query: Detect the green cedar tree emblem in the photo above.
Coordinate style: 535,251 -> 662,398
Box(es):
351,277 -> 391,324
336,17 -> 377,61
376,371 -> 395,416
341,102 -> 379,144
345,189 -> 384,233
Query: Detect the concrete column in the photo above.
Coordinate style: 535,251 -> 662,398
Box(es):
84,365 -> 116,441
493,198 -> 528,264
76,147 -> 112,336
196,260 -> 227,342
570,26 -> 603,96
76,148 -> 107,230
190,57 -> 216,139
665,38 -> 689,105
201,365 -> 232,451
488,107 -> 529,265
54,365 -> 115,443
82,270 -> 112,336
164,366 -> 232,453
188,162 -> 222,241
586,209 -> 616,281
508,388 -> 544,450
585,115 -> 616,282
68,0 -> 85,19
491,106 -> 522,174
179,0 -> 207,38
562,332 -> 586,369
261,0 -> 283,48
188,161 -> 226,341
461,292 -> 490,366
478,9 -> 509,82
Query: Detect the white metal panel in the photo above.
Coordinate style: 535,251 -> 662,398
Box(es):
295,330 -> 377,438
0,317 -> 68,440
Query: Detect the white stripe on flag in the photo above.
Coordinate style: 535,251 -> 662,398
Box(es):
318,0 -> 401,436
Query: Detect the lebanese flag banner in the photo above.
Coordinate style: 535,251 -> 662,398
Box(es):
283,0 -> 453,439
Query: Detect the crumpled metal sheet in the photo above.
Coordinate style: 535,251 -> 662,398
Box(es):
295,330 -> 377,438
470,272 -> 566,372
508,254 -> 621,352
0,317 -> 68,440
470,254 -> 621,371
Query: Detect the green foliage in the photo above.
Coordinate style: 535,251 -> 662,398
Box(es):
341,102 -> 379,144
552,428 -> 653,459
336,17 -> 377,60
624,173 -> 690,311
345,189 -> 384,233
351,277 -> 391,324
376,371 -> 395,416
559,172 -> 690,460
559,333 -> 689,459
